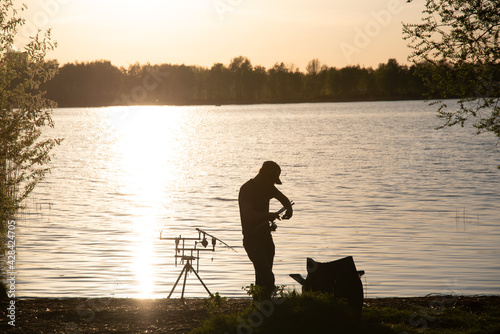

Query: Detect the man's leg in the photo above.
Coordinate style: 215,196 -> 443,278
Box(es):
244,237 -> 275,293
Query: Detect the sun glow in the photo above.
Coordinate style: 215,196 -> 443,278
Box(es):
132,218 -> 156,298
113,106 -> 185,197
109,106 -> 187,297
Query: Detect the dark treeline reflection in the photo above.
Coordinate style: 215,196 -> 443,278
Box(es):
44,56 -> 431,107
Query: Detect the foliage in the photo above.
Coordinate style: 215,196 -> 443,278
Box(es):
244,283 -> 287,301
193,294 -> 500,334
403,0 -> 500,141
192,290 -> 355,334
1,0 -> 60,296
1,0 -> 60,214
204,292 -> 228,312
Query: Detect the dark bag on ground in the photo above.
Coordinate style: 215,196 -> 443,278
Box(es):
292,256 -> 364,319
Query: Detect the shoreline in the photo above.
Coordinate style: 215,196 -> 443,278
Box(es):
2,295 -> 499,333
12,291 -> 500,299
52,97 -> 433,109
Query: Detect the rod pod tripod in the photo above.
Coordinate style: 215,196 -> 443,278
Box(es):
167,254 -> 211,299
160,228 -> 236,299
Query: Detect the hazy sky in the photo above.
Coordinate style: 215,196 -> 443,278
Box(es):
17,0 -> 425,70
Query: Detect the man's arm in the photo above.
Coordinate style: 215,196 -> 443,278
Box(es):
274,189 -> 293,220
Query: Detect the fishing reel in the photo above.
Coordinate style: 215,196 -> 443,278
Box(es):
270,221 -> 278,232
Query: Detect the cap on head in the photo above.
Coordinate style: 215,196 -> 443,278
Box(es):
259,161 -> 282,184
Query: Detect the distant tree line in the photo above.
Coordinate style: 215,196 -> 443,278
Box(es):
43,56 -> 457,107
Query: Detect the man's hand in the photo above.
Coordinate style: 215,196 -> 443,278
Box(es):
282,209 -> 293,220
268,212 -> 280,222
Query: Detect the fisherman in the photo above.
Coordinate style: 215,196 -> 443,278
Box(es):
238,161 -> 293,298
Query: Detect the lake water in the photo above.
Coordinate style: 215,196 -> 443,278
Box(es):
15,101 -> 500,298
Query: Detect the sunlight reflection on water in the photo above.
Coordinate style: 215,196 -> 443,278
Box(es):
16,102 -> 500,298
111,107 -> 187,297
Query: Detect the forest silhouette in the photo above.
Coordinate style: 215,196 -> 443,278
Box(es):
44,56 -> 437,107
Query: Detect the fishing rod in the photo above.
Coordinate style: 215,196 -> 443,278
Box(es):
196,228 -> 237,252
270,200 -> 294,231
275,200 -> 294,217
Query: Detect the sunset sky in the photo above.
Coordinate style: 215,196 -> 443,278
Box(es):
18,0 -> 425,71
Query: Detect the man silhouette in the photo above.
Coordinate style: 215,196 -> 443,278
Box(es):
238,161 -> 293,297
